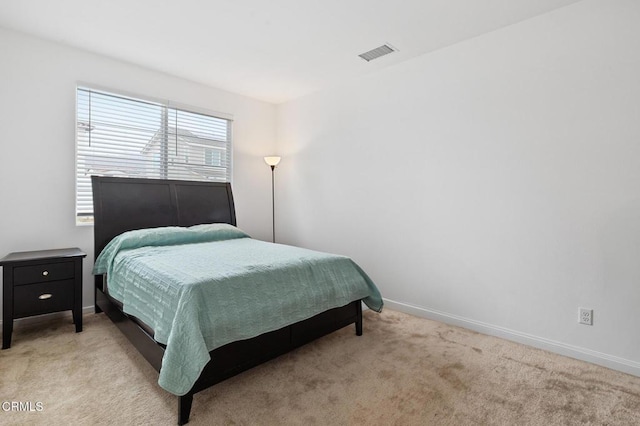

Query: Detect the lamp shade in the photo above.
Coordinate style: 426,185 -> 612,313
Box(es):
264,156 -> 281,167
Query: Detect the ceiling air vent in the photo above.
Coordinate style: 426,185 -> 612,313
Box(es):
358,44 -> 397,62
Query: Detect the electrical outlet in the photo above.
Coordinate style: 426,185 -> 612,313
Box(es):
579,308 -> 593,325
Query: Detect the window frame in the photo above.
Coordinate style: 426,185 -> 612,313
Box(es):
75,84 -> 234,226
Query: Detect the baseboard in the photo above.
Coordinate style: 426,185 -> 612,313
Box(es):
0,305 -> 96,327
383,298 -> 640,378
6,301 -> 639,378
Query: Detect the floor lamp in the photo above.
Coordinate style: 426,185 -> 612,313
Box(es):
264,156 -> 281,243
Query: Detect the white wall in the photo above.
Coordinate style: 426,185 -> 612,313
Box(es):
277,0 -> 640,374
0,28 -> 276,313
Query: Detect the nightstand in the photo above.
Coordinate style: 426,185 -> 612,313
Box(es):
1,248 -> 86,349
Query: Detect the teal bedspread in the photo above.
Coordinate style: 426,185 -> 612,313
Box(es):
93,224 -> 383,396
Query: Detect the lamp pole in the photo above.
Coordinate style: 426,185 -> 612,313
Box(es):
270,164 -> 276,243
264,156 -> 281,243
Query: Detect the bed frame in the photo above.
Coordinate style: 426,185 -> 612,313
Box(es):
91,176 -> 363,425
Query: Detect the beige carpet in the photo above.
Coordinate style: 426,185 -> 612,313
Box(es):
1,310 -> 639,425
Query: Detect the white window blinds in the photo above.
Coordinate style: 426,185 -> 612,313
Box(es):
75,87 -> 232,224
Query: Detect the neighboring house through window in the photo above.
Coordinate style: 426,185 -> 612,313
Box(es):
75,87 -> 233,224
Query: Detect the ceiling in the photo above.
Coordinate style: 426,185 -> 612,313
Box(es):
0,0 -> 581,104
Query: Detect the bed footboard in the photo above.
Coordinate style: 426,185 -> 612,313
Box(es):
95,286 -> 363,425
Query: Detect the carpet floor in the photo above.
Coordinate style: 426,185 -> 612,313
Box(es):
1,309 -> 639,425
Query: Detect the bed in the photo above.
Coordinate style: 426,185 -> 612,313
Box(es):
90,176 -> 382,424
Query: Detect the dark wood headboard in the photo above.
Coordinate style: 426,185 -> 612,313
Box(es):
91,176 -> 236,259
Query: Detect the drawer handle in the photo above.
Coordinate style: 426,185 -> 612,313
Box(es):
42,271 -> 49,276
38,293 -> 53,300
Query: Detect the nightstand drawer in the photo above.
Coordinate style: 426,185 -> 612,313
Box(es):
13,262 -> 74,285
13,280 -> 75,318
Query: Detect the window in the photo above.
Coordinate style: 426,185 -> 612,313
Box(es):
75,87 -> 232,224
